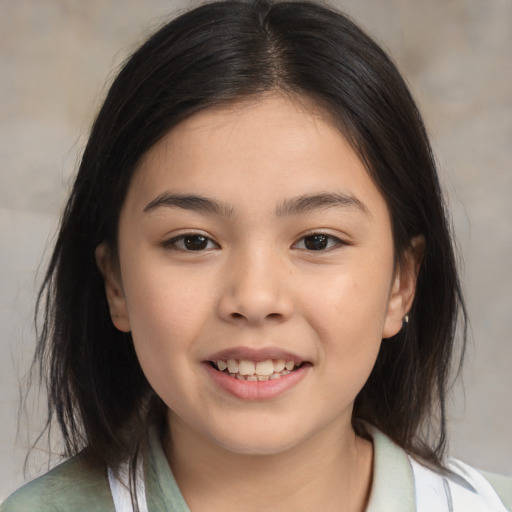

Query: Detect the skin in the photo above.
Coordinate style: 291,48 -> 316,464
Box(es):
97,94 -> 421,512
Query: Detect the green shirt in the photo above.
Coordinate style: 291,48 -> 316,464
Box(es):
1,427 -> 510,511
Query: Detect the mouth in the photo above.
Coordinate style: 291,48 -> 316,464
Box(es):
204,350 -> 311,400
209,358 -> 307,381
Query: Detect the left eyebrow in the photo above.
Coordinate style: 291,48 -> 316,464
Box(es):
143,193 -> 234,217
275,192 -> 370,217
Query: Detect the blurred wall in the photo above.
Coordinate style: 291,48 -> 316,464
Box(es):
1,0 -> 511,500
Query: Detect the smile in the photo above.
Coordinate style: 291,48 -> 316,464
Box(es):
213,358 -> 299,381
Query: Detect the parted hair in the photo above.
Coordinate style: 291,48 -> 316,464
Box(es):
34,0 -> 466,491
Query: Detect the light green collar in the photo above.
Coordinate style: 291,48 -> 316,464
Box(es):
364,425 -> 416,511
144,425 -> 416,512
145,428 -> 190,512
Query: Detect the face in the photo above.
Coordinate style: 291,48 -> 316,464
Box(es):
97,95 -> 418,456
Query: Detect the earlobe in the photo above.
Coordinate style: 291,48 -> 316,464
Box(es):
95,243 -> 131,333
382,235 -> 425,339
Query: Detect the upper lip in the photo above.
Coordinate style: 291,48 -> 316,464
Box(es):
206,346 -> 307,366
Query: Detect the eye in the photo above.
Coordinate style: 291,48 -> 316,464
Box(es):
293,233 -> 343,251
165,234 -> 219,251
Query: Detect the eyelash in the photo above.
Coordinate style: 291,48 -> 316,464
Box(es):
292,232 -> 344,251
162,232 -> 345,252
162,233 -> 219,251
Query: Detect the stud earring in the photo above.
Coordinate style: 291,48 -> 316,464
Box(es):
402,314 -> 409,326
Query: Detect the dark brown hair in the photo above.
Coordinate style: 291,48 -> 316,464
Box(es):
34,0 -> 466,497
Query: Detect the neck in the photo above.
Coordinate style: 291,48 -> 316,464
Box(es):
163,415 -> 373,512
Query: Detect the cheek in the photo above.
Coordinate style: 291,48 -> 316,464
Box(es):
119,255 -> 216,371
297,256 -> 393,398
308,275 -> 387,400
301,260 -> 393,345
119,264 -> 215,414
126,280 -> 191,340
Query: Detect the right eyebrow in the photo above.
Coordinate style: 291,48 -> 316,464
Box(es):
143,193 -> 234,217
275,192 -> 370,217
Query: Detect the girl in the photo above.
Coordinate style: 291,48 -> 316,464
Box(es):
1,1 -> 510,511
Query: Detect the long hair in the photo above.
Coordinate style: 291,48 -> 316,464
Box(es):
34,0 -> 466,494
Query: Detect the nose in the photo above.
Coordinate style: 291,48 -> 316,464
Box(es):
216,250 -> 294,326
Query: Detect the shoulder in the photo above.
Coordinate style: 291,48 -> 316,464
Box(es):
414,456 -> 512,512
0,454 -> 114,512
476,468 -> 512,512
364,423 -> 511,511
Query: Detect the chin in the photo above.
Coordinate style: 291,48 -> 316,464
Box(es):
209,422 -> 304,456
217,438 -> 297,456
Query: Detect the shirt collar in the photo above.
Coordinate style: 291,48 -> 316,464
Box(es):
364,424 -> 416,511
144,424 -> 416,512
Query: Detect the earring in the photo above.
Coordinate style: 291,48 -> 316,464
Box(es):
402,314 -> 409,327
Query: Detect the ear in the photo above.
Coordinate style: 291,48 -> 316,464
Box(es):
382,235 -> 425,339
95,243 -> 131,332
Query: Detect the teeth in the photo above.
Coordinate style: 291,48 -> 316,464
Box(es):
227,359 -> 238,373
255,360 -> 274,376
215,358 -> 300,380
238,360 -> 255,376
274,359 -> 286,372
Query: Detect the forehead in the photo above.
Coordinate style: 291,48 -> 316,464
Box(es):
125,94 -> 388,220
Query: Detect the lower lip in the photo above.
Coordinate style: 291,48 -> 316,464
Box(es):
204,363 -> 310,400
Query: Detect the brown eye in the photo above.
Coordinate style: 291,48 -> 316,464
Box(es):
165,234 -> 218,251
294,233 -> 343,251
304,234 -> 329,250
183,235 -> 208,250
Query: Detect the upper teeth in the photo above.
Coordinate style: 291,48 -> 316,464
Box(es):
217,358 -> 296,376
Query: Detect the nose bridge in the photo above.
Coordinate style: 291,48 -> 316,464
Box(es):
217,244 -> 293,324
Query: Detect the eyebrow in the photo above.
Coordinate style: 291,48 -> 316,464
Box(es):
275,192 -> 370,217
143,191 -> 369,217
143,193 -> 234,217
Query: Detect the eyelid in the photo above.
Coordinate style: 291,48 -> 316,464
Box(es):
161,230 -> 220,251
292,230 -> 349,250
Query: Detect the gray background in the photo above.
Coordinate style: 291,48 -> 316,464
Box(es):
1,0 -> 511,500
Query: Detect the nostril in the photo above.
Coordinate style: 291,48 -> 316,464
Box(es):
230,312 -> 282,321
